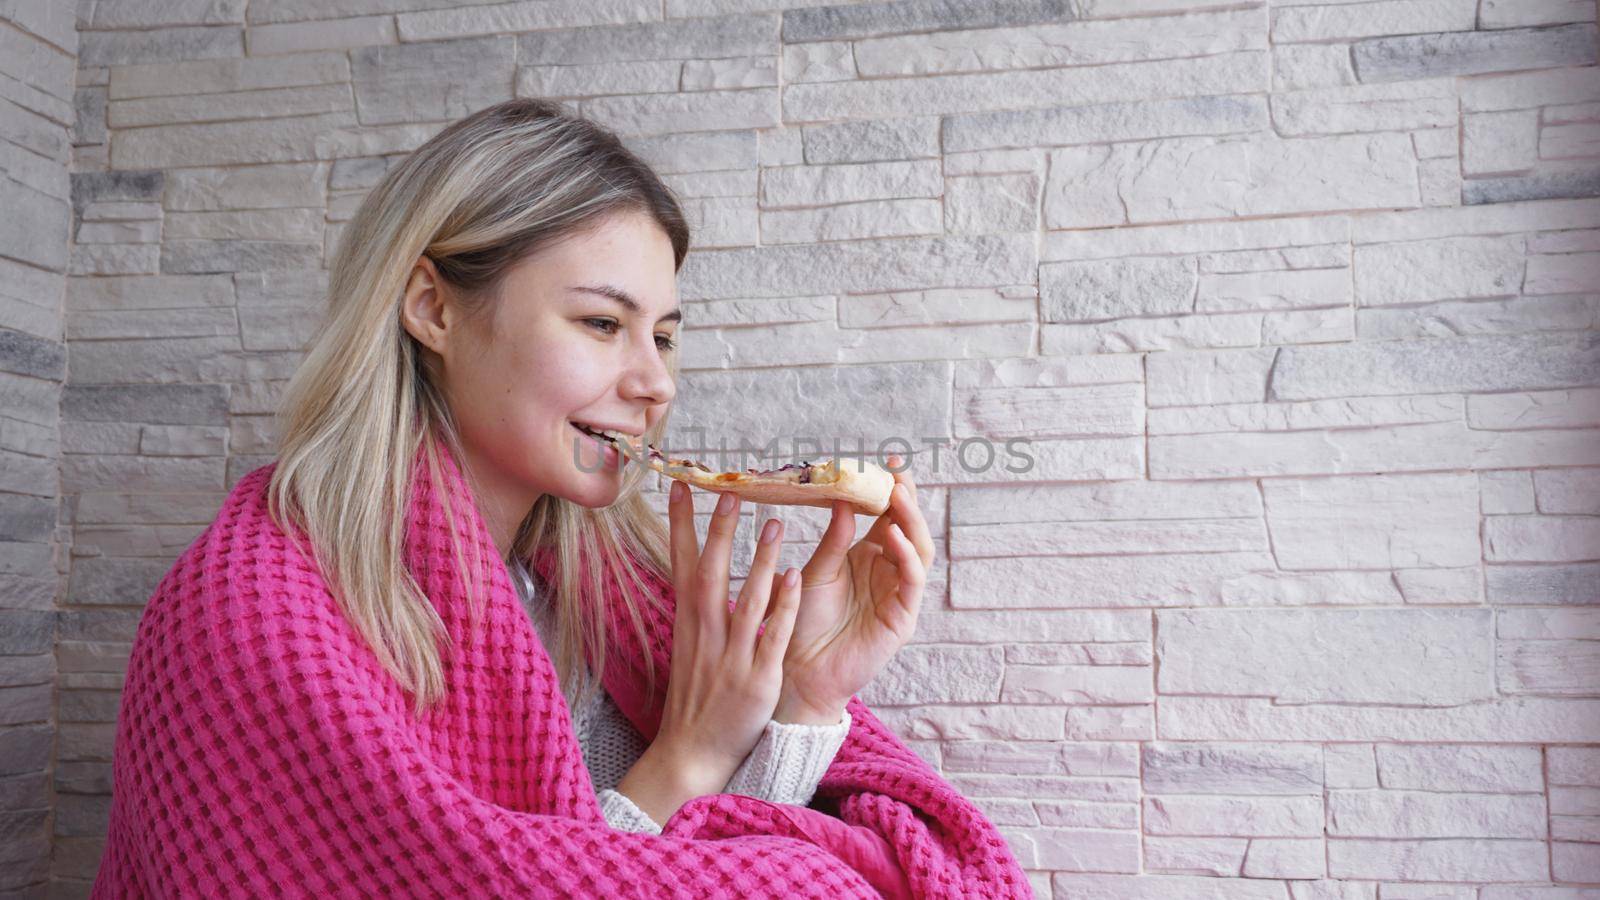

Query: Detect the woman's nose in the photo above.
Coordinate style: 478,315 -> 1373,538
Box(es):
623,341 -> 675,406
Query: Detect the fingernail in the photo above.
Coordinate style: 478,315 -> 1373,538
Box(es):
760,518 -> 780,544
670,481 -> 684,502
716,492 -> 735,516
784,568 -> 800,587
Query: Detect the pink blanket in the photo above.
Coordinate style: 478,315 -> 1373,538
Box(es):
91,439 -> 1032,898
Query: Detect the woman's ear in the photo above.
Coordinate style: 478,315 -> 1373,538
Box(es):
400,255 -> 449,356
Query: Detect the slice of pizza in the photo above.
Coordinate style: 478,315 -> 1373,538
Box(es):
579,426 -> 895,516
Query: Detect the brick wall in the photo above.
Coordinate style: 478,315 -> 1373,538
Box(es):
0,3 -> 78,896
10,0 -> 1600,895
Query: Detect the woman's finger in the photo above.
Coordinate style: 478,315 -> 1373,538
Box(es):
883,454 -> 934,560
731,516 -> 784,652
667,480 -> 700,633
882,523 -> 926,634
802,499 -> 856,582
755,567 -> 802,673
694,491 -> 741,644
890,481 -> 936,571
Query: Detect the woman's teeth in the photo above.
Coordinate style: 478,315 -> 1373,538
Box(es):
572,422 -> 623,445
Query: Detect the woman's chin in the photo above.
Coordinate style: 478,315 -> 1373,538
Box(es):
562,456 -> 625,506
562,483 -> 624,509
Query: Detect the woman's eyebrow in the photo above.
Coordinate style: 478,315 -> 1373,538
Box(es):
569,283 -> 682,325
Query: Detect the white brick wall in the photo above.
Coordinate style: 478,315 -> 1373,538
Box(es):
0,1 -> 76,895
8,0 -> 1599,895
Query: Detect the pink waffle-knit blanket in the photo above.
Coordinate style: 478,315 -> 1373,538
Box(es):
90,438 -> 1032,898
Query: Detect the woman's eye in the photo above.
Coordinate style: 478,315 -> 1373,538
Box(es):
585,317 -> 677,352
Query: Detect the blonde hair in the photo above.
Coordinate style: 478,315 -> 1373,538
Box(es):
267,98 -> 690,717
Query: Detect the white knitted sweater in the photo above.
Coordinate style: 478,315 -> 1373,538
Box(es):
510,556 -> 852,834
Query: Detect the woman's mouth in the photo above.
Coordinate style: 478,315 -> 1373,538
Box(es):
570,422 -> 623,469
570,421 -> 619,445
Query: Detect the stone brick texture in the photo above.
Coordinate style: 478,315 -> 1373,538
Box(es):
2,0 -> 1598,895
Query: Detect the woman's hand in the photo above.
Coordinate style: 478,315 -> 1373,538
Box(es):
647,481 -> 802,789
769,454 -> 935,725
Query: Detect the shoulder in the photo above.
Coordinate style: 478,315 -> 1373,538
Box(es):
140,461 -> 349,653
129,461 -> 407,709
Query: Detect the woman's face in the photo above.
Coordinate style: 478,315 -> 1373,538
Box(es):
400,208 -> 681,556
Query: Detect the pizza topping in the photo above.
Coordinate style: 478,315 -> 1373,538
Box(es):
749,460 -> 816,482
638,443 -> 715,473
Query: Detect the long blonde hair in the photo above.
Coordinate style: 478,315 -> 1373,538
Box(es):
267,98 -> 690,717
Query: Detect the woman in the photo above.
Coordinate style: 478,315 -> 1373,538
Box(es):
91,98 -> 1030,898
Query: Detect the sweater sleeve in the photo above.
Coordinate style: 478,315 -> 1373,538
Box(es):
588,700 -> 849,832
723,712 -> 853,807
577,688 -> 670,834
598,788 -> 664,834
